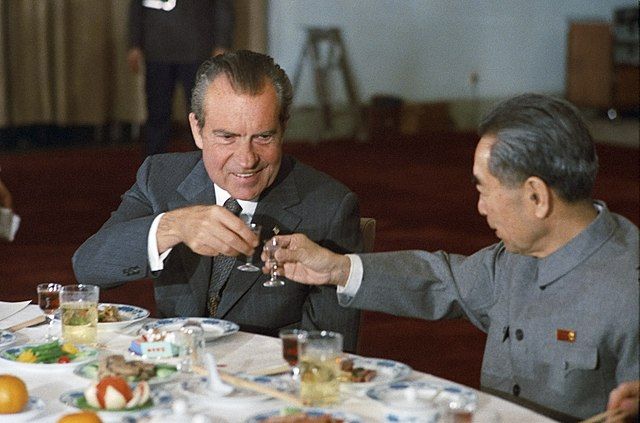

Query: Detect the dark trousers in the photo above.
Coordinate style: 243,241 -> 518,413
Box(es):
144,61 -> 200,156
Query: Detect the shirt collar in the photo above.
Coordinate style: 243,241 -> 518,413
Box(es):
213,184 -> 258,221
537,200 -> 616,288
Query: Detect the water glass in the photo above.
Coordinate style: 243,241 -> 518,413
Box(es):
177,320 -> 206,373
298,330 -> 343,406
59,284 -> 99,345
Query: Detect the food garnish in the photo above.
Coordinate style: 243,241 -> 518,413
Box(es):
339,357 -> 377,383
98,305 -> 121,323
83,376 -> 150,410
12,341 -> 80,364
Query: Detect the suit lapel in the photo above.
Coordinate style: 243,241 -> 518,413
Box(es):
170,159 -> 217,316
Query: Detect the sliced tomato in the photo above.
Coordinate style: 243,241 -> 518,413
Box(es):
57,355 -> 71,363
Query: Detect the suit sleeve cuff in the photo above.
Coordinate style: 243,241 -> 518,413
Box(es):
337,254 -> 363,298
148,213 -> 171,271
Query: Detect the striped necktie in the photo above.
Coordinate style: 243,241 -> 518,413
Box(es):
207,197 -> 242,317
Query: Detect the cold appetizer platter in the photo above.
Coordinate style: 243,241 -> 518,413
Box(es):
55,303 -> 150,331
0,341 -> 98,370
339,356 -> 412,392
75,354 -> 178,385
141,317 -> 239,341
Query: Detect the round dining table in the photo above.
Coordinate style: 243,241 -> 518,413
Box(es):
1,308 -> 557,422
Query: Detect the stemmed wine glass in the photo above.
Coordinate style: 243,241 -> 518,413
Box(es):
37,282 -> 62,341
263,237 -> 286,287
237,223 -> 262,272
279,329 -> 307,379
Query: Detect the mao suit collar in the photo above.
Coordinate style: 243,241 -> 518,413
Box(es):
537,201 -> 616,288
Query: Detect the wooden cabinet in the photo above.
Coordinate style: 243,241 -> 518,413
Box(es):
566,22 -> 613,109
566,13 -> 639,112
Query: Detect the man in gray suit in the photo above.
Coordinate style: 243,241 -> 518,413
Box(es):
265,94 -> 639,421
73,51 -> 362,351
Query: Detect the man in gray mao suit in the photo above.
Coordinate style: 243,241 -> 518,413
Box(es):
72,51 -> 362,351
266,94 -> 639,421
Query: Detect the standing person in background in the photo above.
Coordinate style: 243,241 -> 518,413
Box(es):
128,0 -> 235,156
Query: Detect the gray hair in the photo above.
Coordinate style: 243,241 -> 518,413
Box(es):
190,50 -> 293,130
478,93 -> 598,202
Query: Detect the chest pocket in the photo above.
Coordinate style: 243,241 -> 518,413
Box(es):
540,344 -> 601,399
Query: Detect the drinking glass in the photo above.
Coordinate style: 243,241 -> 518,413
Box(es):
237,223 -> 262,272
298,330 -> 343,406
37,283 -> 62,341
279,329 -> 307,378
263,237 -> 285,287
177,320 -> 205,373
60,284 -> 99,345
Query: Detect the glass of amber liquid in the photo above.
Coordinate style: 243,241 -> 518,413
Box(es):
60,284 -> 99,345
37,283 -> 62,341
279,329 -> 307,378
298,331 -> 343,406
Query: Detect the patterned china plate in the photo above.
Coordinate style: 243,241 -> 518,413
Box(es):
141,317 -> 239,341
0,330 -> 16,348
54,303 -> 150,331
340,356 -> 412,392
0,343 -> 98,370
246,408 -> 364,423
2,396 -> 45,423
366,380 -> 478,413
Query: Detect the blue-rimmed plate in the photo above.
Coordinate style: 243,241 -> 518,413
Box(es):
340,356 -> 412,392
182,373 -> 295,405
0,343 -> 98,370
2,396 -> 45,422
141,317 -> 239,341
246,408 -> 364,423
59,386 -> 172,420
54,303 -> 150,331
367,380 -> 477,414
0,330 -> 16,348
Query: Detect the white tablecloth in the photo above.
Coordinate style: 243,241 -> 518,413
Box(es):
1,315 -> 557,422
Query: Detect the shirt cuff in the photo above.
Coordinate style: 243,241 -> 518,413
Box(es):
336,254 -> 363,297
148,213 -> 171,271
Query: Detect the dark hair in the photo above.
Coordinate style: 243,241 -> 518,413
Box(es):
478,93 -> 598,202
190,50 -> 293,129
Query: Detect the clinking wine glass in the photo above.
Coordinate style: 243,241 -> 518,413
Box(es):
263,237 -> 285,287
237,223 -> 262,272
37,282 -> 62,341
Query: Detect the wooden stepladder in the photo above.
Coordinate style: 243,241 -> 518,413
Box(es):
292,27 -> 364,140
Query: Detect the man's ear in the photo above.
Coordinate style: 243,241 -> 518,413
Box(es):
189,113 -> 204,149
525,176 -> 551,218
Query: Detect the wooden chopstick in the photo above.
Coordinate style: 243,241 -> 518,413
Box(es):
580,407 -> 629,423
6,314 -> 46,332
247,363 -> 291,376
193,365 -> 303,406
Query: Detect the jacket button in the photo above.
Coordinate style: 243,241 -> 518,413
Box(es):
515,329 -> 524,341
513,384 -> 520,396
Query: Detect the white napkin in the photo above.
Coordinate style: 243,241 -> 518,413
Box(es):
0,303 -> 43,330
0,207 -> 20,241
0,300 -> 31,322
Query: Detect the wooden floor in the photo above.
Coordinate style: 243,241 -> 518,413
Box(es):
0,132 -> 637,389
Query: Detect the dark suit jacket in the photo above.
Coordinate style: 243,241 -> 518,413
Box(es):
73,152 -> 362,350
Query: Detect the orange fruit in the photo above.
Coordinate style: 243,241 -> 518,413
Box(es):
57,411 -> 103,423
0,374 -> 29,414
